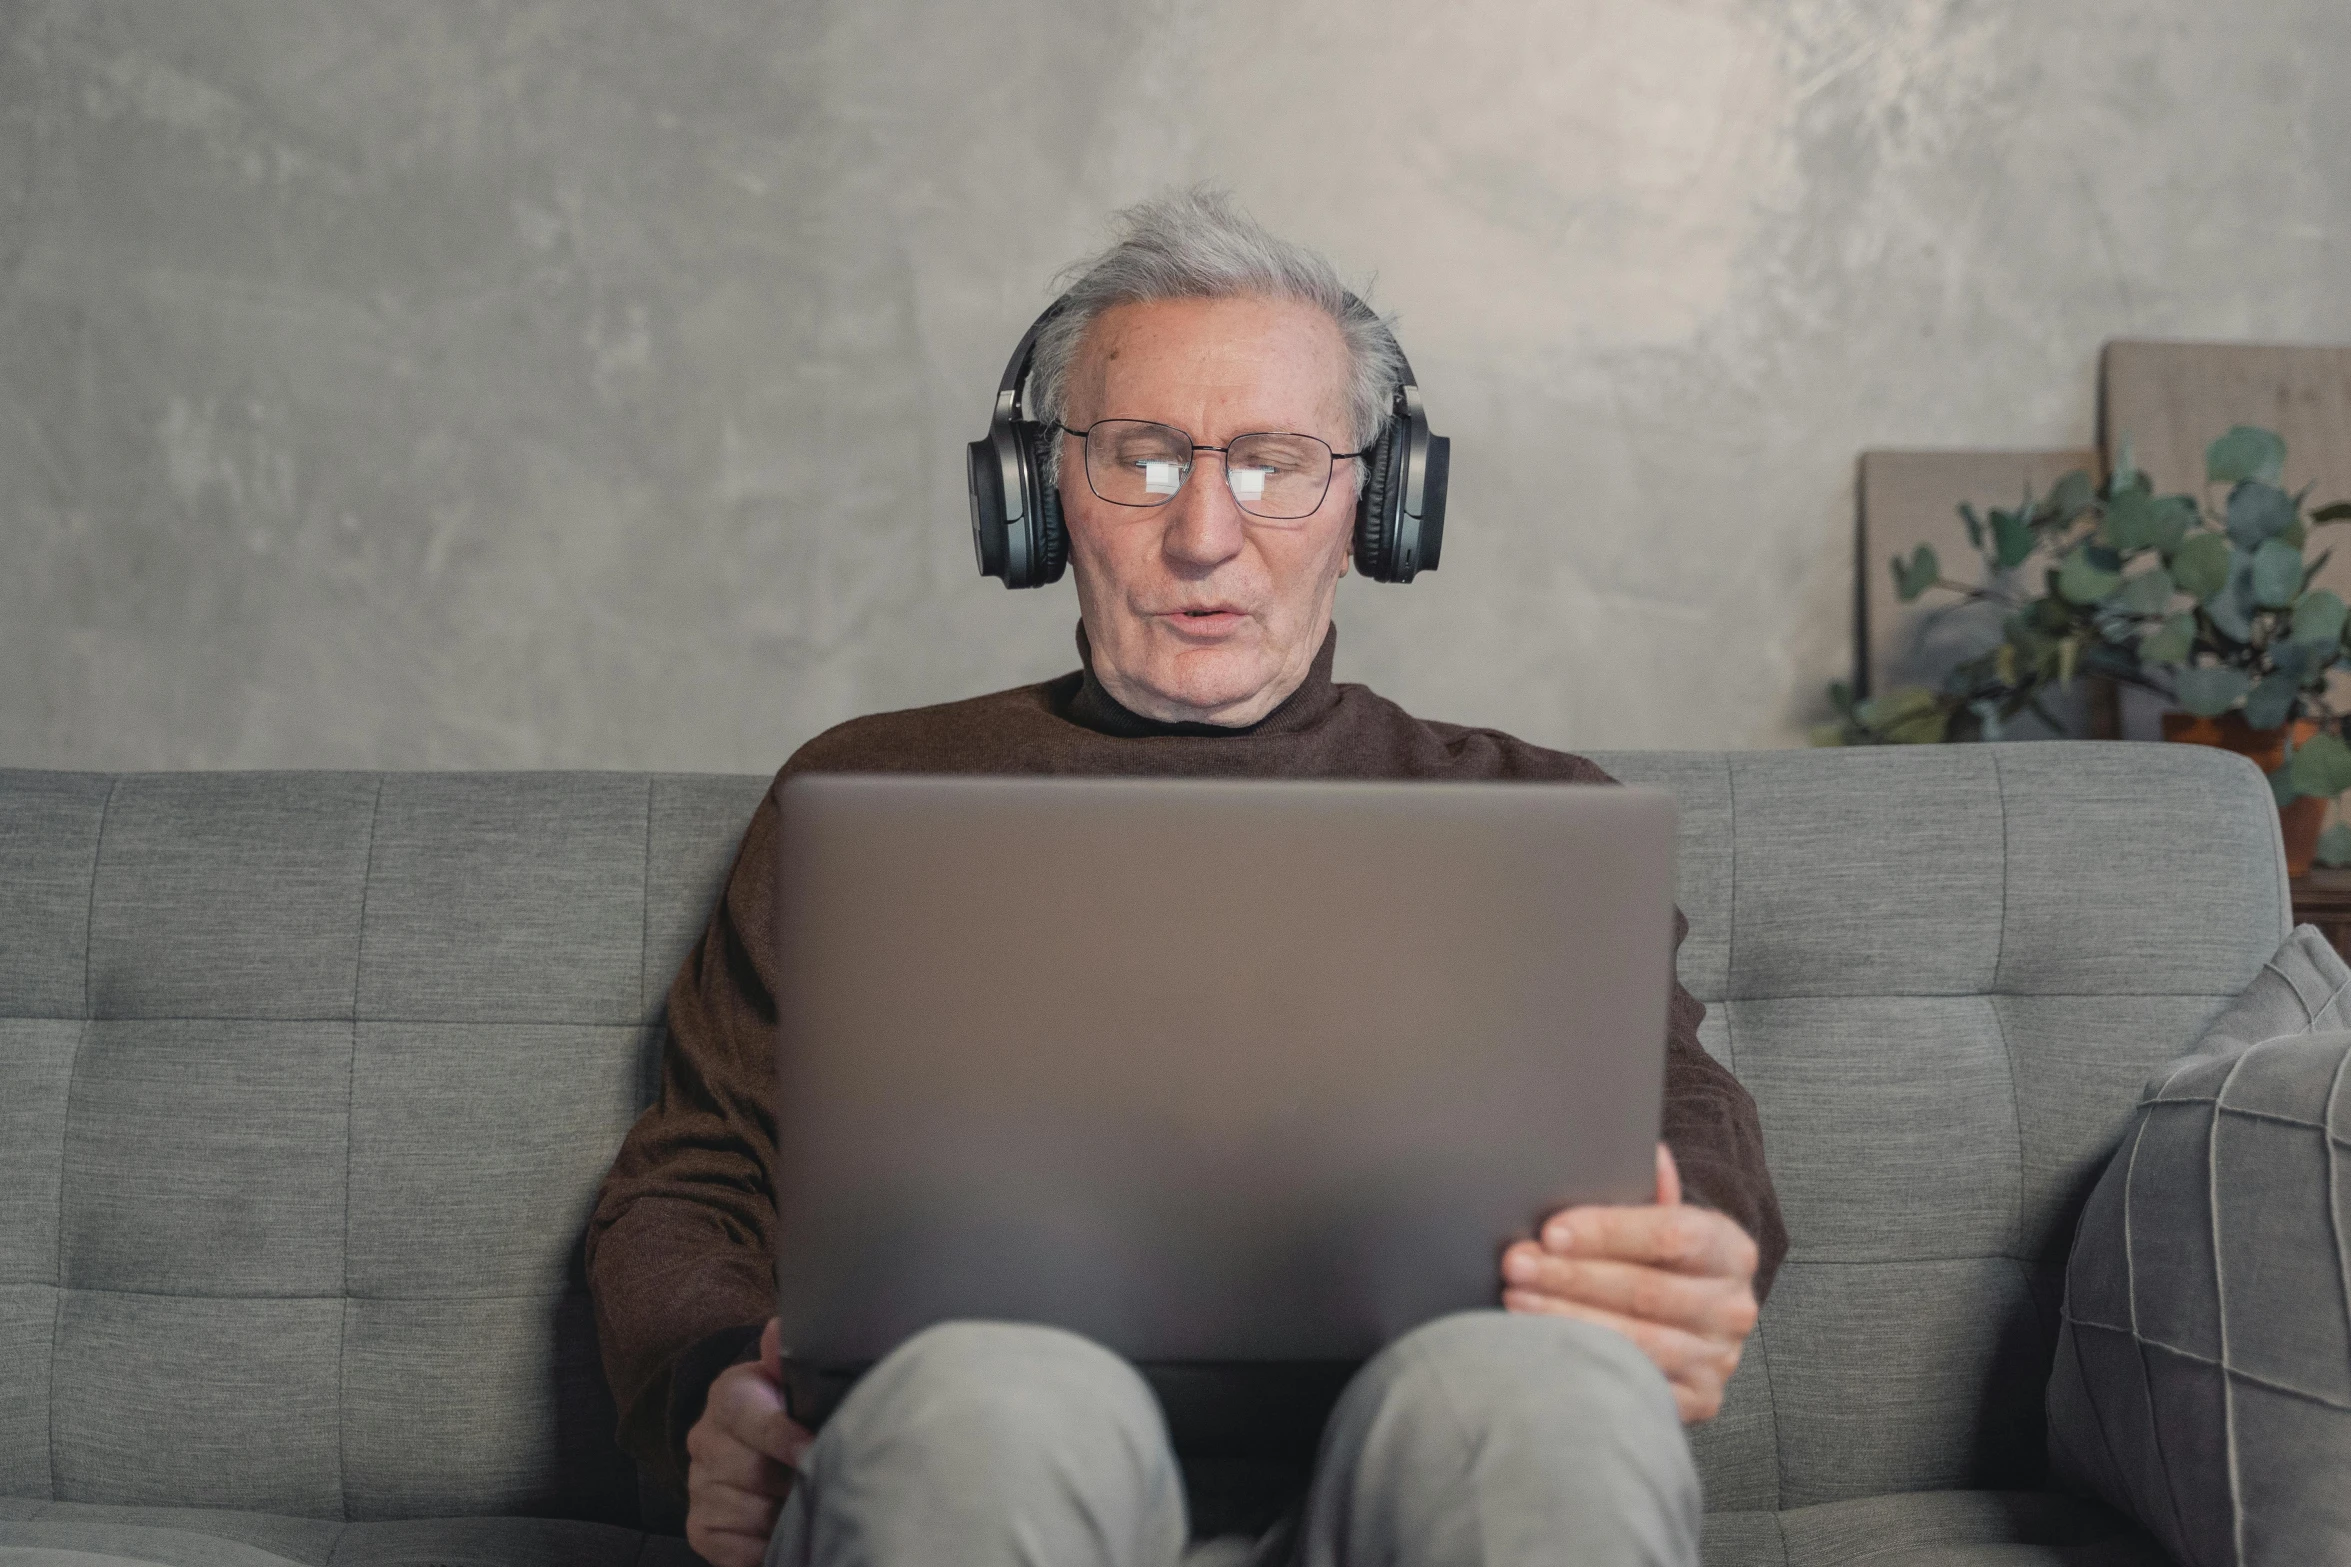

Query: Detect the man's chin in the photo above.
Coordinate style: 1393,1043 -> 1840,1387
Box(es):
1130,654 -> 1286,726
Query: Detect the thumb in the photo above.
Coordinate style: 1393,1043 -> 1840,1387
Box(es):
758,1317 -> 784,1380
1655,1142 -> 1683,1207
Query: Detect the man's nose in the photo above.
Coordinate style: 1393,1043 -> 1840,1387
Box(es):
1160,454 -> 1249,570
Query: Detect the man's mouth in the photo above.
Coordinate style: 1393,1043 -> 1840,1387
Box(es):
1160,605 -> 1250,637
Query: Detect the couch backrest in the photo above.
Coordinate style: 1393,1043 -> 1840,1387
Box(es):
0,745 -> 2289,1520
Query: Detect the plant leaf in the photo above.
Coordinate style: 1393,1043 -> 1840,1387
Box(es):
2290,731 -> 2351,798
2208,425 -> 2287,486
2293,590 -> 2347,648
1854,686 -> 1947,744
2317,821 -> 2351,867
1959,503 -> 1985,552
2252,537 -> 2306,607
2057,546 -> 2122,605
2111,433 -> 2138,493
2174,665 -> 2250,717
2313,501 -> 2351,524
2205,594 -> 2254,645
1893,545 -> 1940,601
2226,480 -> 2297,548
2244,670 -> 2301,730
2148,496 -> 2196,556
1992,508 -> 2034,570
2102,488 -> 2163,551
2170,531 -> 2232,598
2203,551 -> 2259,643
2140,611 -> 2196,665
2049,469 -> 2095,520
2115,566 -> 2175,615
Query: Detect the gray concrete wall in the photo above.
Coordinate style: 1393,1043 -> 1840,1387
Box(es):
6,0 -> 2348,770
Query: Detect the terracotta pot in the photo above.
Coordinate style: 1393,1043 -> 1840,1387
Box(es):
2161,710 -> 2328,875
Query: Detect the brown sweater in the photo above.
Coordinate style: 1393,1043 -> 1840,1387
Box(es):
585,625 -> 1787,1496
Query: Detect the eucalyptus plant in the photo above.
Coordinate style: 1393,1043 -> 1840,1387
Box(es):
1818,426 -> 2351,861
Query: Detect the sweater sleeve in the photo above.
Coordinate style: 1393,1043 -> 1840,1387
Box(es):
585,775 -> 787,1498
1659,907 -> 1788,1302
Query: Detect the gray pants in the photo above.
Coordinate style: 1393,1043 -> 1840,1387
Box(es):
765,1310 -> 1700,1567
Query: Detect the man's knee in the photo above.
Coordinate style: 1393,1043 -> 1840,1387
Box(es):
778,1323 -> 1185,1566
1351,1309 -> 1683,1444
832,1320 -> 1164,1452
1306,1312 -> 1700,1567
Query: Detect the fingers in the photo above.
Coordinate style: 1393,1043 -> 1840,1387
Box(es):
685,1471 -> 788,1565
1501,1288 -> 1743,1423
685,1344 -> 807,1567
1540,1199 -> 1760,1282
1501,1244 -> 1759,1343
684,1521 -> 773,1567
684,1413 -> 792,1561
1503,1182 -> 1760,1427
686,1412 -> 798,1499
702,1357 -> 815,1469
758,1316 -> 784,1378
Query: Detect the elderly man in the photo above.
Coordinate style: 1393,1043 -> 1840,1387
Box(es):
587,189 -> 1786,1567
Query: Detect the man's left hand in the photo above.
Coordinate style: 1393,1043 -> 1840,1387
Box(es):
1500,1143 -> 1760,1424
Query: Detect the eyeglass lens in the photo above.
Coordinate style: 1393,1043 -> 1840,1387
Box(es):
1081,420 -> 1336,520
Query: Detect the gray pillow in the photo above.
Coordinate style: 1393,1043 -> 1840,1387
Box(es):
2047,924 -> 2351,1566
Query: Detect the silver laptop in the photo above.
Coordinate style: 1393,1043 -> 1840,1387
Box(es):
770,773 -> 1675,1372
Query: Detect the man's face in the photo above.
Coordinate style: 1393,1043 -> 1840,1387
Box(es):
1059,295 -> 1358,727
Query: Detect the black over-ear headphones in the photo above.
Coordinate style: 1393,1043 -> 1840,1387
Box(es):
966,295 -> 1450,589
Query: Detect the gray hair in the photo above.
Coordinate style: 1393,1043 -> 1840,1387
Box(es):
1029,188 -> 1403,482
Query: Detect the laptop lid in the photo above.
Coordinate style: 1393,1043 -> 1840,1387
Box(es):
771,773 -> 1675,1368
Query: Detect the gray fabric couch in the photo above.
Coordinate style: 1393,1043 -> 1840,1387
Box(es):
0,744 -> 2289,1566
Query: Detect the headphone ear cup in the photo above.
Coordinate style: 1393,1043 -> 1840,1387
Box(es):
1353,422 -> 1400,582
1032,426 -> 1068,584
967,437 -> 1009,581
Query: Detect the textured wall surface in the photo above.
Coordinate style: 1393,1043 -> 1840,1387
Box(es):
5,1 -> 2349,770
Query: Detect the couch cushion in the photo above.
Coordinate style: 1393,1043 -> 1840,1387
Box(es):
2047,924 -> 2351,1566
0,1502 -> 702,1566
0,1492 -> 2152,1567
1702,1489 -> 2164,1565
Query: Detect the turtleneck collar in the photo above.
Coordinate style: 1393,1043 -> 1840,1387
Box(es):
1064,622 -> 1344,739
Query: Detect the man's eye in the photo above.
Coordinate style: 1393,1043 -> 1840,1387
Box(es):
1238,440 -> 1319,475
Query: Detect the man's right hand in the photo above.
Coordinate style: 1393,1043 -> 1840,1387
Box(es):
686,1318 -> 814,1567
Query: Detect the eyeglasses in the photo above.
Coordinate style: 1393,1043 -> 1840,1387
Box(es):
1058,419 -> 1363,522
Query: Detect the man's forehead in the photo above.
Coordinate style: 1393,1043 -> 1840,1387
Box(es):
1075,295 -> 1352,432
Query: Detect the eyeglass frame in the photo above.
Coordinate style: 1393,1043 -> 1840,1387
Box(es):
1055,419 -> 1367,520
